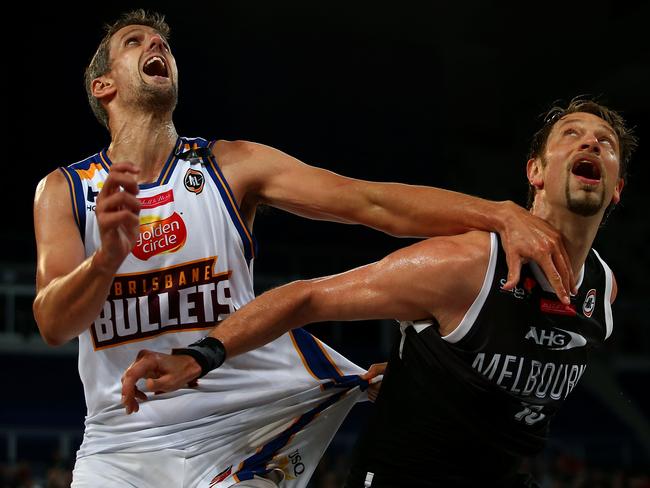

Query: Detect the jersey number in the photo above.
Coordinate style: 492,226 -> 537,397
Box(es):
514,402 -> 546,426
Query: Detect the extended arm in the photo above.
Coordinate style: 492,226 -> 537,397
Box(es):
33,163 -> 141,345
121,232 -> 490,412
217,141 -> 573,302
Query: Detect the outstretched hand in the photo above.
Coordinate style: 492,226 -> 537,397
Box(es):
120,350 -> 202,414
496,201 -> 574,304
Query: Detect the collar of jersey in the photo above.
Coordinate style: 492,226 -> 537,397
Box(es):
98,137 -> 183,189
530,261 -> 585,296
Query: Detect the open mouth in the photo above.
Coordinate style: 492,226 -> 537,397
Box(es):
571,159 -> 601,182
143,56 -> 168,78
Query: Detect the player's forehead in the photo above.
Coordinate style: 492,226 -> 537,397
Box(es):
551,112 -> 617,139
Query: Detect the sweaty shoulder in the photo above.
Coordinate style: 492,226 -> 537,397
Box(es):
210,140 -> 278,205
211,139 -> 259,168
34,168 -> 71,209
409,231 -> 493,334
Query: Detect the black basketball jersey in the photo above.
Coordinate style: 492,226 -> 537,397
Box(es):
345,233 -> 614,487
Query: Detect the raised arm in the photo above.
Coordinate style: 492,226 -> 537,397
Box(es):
33,163 -> 140,345
217,140 -> 573,303
121,231 -> 490,412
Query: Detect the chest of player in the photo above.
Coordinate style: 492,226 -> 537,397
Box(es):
451,262 -> 608,405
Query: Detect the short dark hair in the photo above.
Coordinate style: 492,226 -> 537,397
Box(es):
84,9 -> 170,130
526,96 -> 638,208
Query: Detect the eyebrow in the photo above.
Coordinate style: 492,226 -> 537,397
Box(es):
557,117 -> 618,142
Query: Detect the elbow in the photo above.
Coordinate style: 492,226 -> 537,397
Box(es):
39,329 -> 69,347
33,298 -> 70,347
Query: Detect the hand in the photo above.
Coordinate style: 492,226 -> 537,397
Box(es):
120,349 -> 202,414
361,362 -> 387,402
94,162 -> 141,272
495,201 -> 574,304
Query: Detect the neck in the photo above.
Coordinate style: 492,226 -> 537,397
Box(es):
107,109 -> 178,183
531,203 -> 603,278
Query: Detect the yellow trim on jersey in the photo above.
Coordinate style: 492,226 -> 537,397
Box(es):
75,162 -> 105,180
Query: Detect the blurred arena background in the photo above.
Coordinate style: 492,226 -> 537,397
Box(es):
1,1 -> 649,486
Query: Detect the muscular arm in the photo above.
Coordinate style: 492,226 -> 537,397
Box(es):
121,232 -> 490,410
217,140 -> 572,302
33,164 -> 140,346
208,232 -> 489,357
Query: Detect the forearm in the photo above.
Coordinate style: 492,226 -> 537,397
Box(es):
360,182 -> 507,238
33,252 -> 116,346
208,280 -> 313,358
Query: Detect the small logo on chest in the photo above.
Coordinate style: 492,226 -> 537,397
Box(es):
583,289 -> 597,318
184,168 -> 205,194
525,326 -> 587,350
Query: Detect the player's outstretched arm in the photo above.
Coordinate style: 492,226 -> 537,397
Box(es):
121,232 -> 489,413
217,141 -> 573,304
33,163 -> 141,345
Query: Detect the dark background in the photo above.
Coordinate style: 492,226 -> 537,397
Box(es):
1,1 -> 649,486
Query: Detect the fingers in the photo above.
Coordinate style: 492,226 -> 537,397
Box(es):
97,190 -> 142,214
367,383 -> 380,403
97,210 -> 141,234
502,254 -> 522,292
553,235 -> 576,295
121,352 -> 201,414
121,350 -> 158,414
145,374 -> 184,394
101,163 -> 140,197
497,203 -> 573,304
360,362 -> 387,380
540,254 -> 570,305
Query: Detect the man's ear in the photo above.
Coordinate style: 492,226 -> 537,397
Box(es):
610,177 -> 625,205
526,158 -> 544,190
91,76 -> 116,100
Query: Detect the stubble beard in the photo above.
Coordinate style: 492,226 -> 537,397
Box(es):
130,79 -> 178,117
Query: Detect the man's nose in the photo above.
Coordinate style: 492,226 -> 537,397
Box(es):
147,34 -> 165,52
580,134 -> 601,154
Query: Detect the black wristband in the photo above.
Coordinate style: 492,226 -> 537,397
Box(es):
172,336 -> 226,378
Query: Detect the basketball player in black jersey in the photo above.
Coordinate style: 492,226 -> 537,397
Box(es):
122,97 -> 636,486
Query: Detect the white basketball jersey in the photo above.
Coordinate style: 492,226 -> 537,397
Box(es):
61,137 -> 367,485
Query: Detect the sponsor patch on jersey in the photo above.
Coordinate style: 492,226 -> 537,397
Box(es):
540,298 -> 577,316
138,189 -> 174,209
209,466 -> 232,487
524,325 -> 587,350
184,168 -> 205,194
133,212 -> 187,260
583,289 -> 597,318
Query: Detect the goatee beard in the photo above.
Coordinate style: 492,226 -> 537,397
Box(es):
565,184 -> 605,217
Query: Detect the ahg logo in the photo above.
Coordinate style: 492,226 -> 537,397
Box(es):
132,213 -> 187,260
525,326 -> 587,350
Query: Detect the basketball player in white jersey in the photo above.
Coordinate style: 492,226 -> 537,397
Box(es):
34,9 -> 574,488
122,98 -> 635,487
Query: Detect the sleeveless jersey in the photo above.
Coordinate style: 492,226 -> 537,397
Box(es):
60,137 -> 367,486
345,232 -> 614,487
